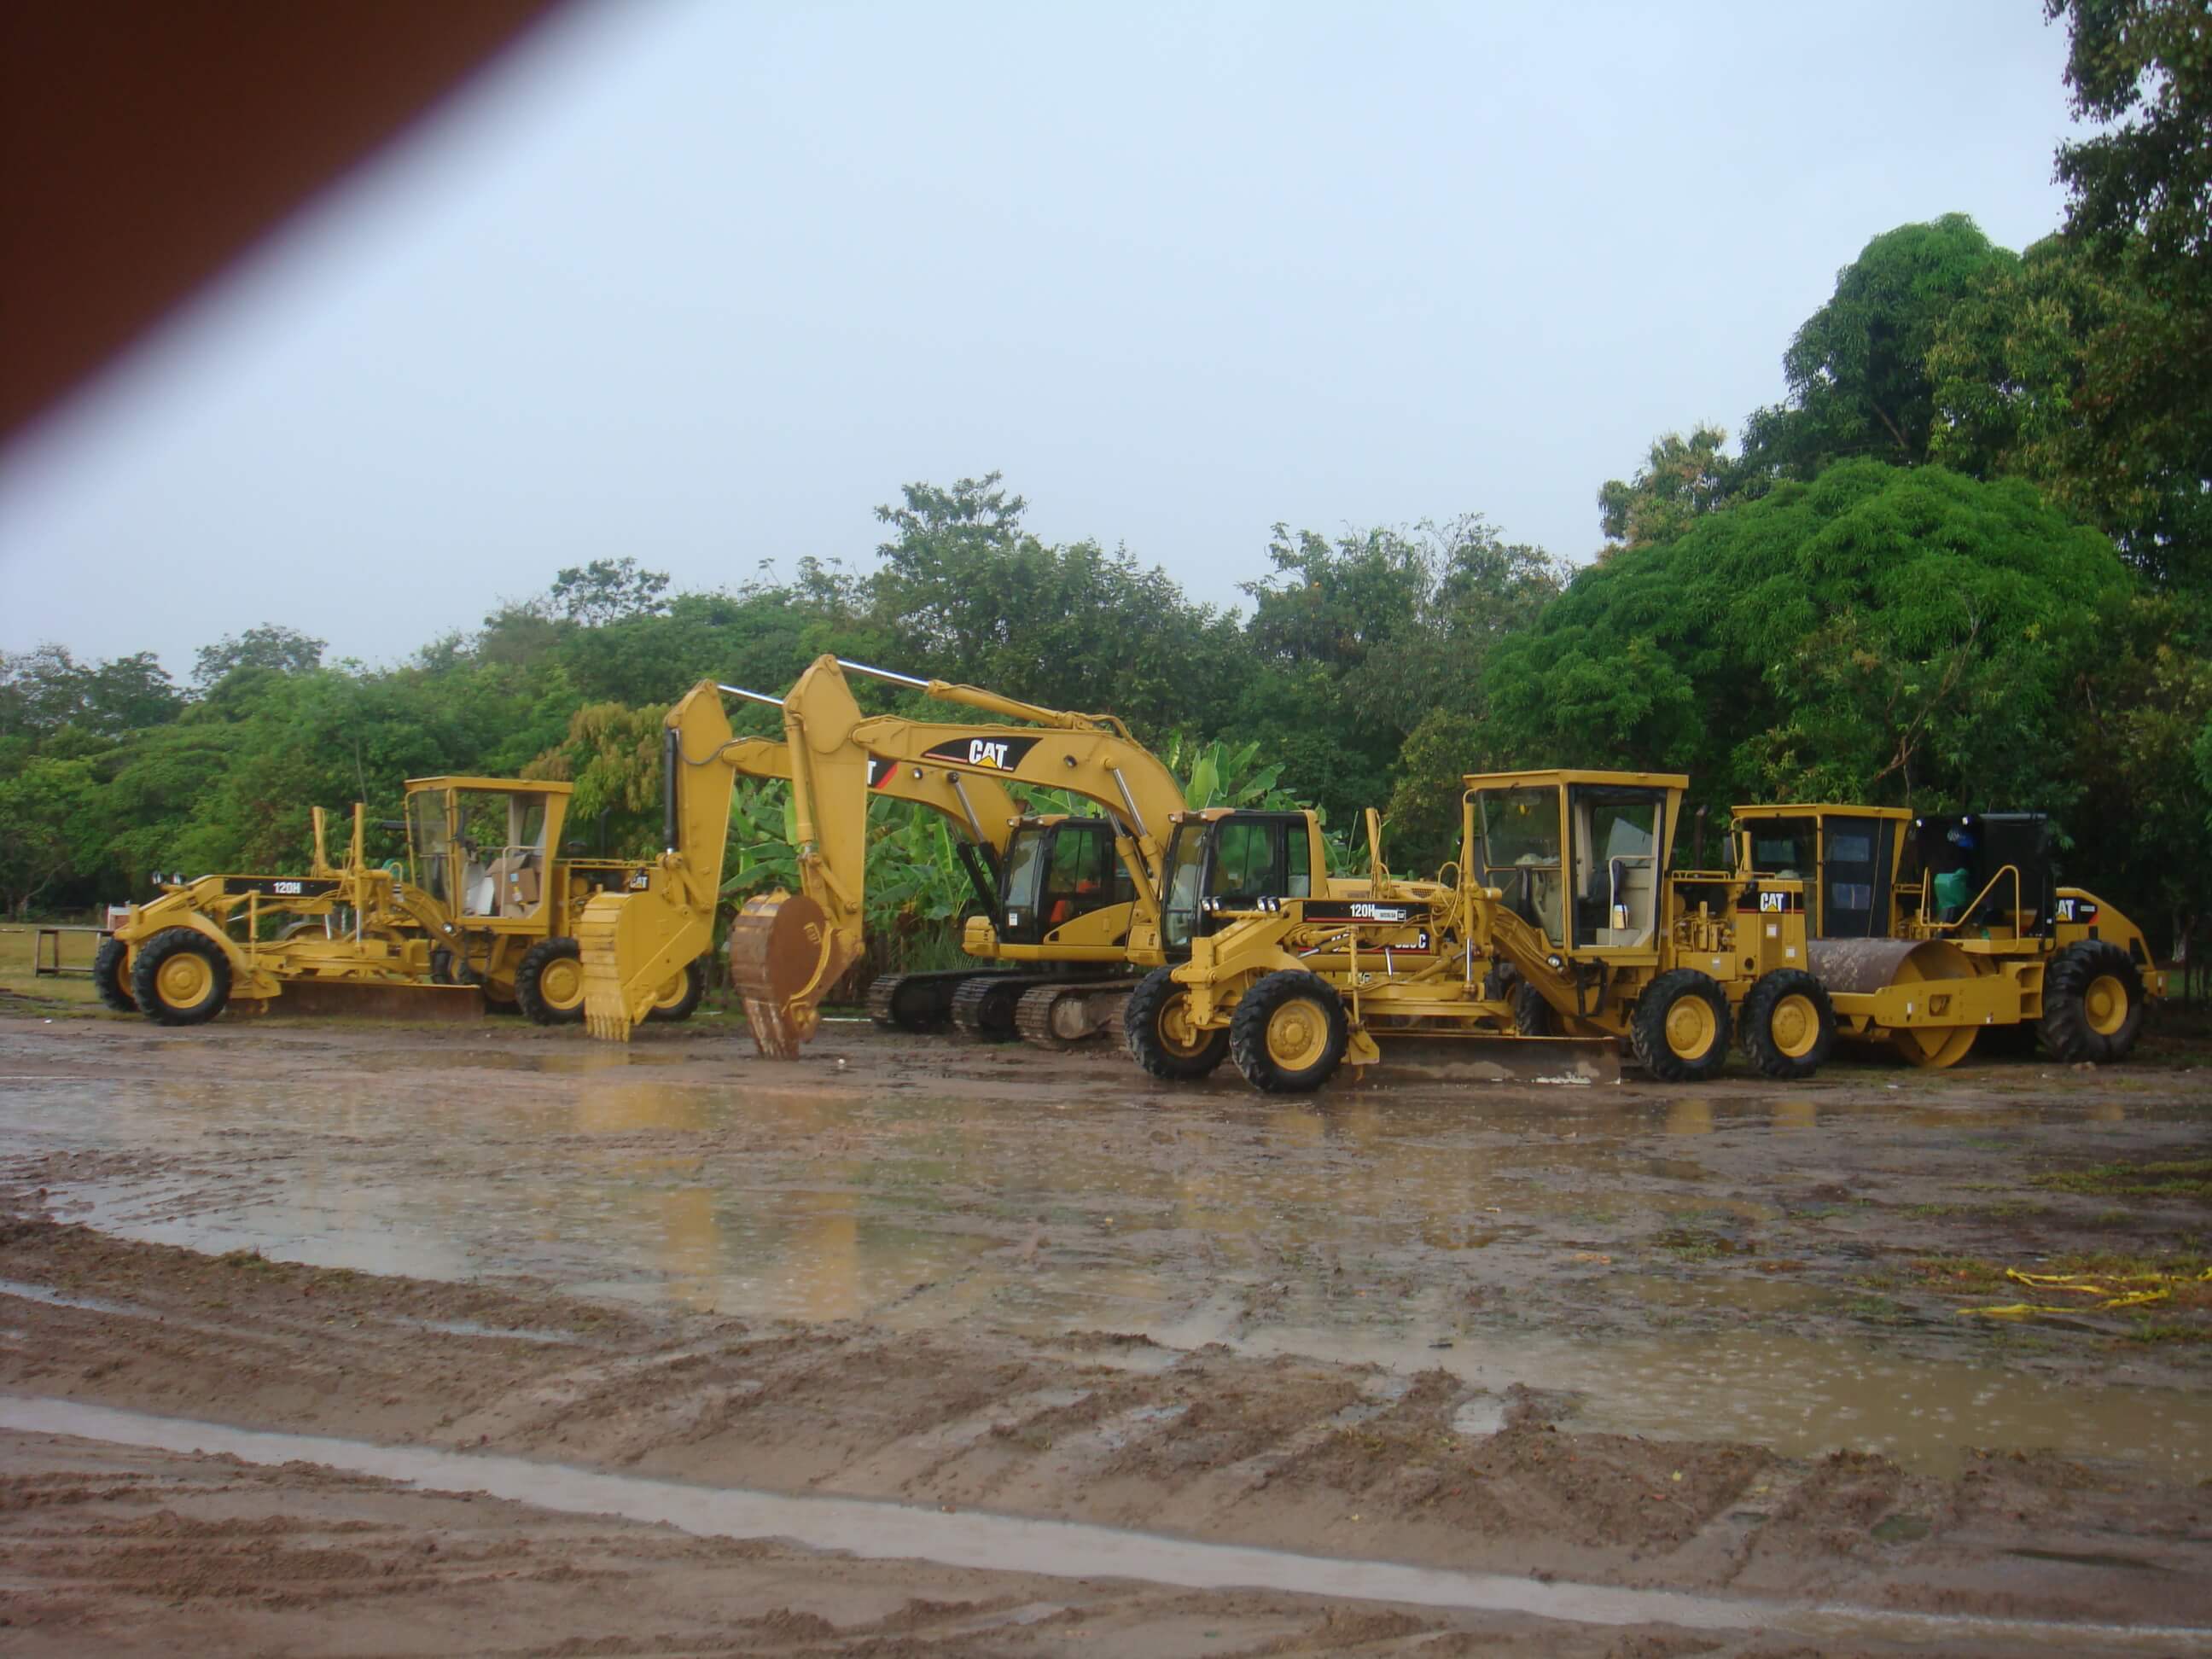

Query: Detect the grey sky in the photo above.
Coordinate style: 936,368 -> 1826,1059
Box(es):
0,1 -> 2081,678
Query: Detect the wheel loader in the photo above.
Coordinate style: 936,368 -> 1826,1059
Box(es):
1729,804 -> 2163,1066
1125,767 -> 1842,1092
95,777 -> 709,1028
615,655 -> 1347,1057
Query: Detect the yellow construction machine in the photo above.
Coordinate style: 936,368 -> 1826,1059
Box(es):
96,776 -> 708,1027
1731,804 -> 2163,1066
654,655 -> 1342,1058
1126,767 -> 1840,1091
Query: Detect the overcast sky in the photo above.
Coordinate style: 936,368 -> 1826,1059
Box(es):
0,0 -> 2081,678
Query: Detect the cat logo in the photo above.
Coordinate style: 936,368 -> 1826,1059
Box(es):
1758,891 -> 1787,913
921,734 -> 1042,771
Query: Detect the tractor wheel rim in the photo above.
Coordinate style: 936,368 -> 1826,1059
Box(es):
2084,974 -> 2127,1036
539,959 -> 585,1010
156,954 -> 212,1006
1266,999 -> 1329,1070
652,972 -> 688,1010
1771,993 -> 1818,1058
1664,995 -> 1715,1058
1158,996 -> 1208,1057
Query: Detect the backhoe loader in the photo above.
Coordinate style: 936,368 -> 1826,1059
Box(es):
1730,804 -> 2163,1067
655,655 -> 1341,1057
96,777 -> 709,1028
1126,768 -> 1836,1092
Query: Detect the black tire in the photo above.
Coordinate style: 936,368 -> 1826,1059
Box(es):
1511,979 -> 1553,1037
1630,968 -> 1731,1082
1229,969 -> 1349,1095
2040,939 -> 2145,1063
645,958 -> 707,1022
1739,968 -> 1835,1080
1125,967 -> 1230,1080
92,936 -> 136,1012
515,936 -> 586,1026
1482,961 -> 1522,1000
129,928 -> 231,1027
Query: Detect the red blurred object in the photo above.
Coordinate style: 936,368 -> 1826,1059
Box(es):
0,1 -> 568,445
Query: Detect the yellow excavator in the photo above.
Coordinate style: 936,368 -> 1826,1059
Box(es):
613,655 -> 1342,1058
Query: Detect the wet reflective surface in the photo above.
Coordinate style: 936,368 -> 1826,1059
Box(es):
4,1027 -> 2209,1481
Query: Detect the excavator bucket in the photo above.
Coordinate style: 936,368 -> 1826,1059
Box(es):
728,889 -> 851,1058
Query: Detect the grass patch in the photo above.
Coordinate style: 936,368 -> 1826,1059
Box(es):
2031,1159 -> 2212,1200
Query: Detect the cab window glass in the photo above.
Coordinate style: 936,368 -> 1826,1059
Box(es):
1211,821 -> 1274,895
1284,822 -> 1312,897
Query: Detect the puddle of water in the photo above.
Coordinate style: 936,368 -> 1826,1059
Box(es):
3,1394 -> 2197,1650
9,1066 -> 2211,1485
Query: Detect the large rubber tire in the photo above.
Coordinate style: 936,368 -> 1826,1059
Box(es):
2040,939 -> 2145,1063
92,937 -> 136,1012
1125,967 -> 1230,1080
129,928 -> 230,1027
515,937 -> 587,1026
1230,969 -> 1349,1095
1511,979 -> 1553,1037
645,958 -> 707,1022
1630,968 -> 1731,1082
1739,968 -> 1835,1081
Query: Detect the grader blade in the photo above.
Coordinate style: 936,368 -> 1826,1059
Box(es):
251,981 -> 484,1022
729,891 -> 835,1060
1359,1033 -> 1622,1087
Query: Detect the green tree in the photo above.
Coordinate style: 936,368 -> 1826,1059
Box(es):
548,557 -> 673,626
1742,216 -> 2017,480
1485,461 -> 2131,818
0,755 -> 103,917
192,624 -> 326,690
1596,426 -> 1740,555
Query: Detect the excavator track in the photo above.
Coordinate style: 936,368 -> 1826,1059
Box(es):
949,973 -> 1029,1041
1014,979 -> 1136,1050
864,970 -> 980,1032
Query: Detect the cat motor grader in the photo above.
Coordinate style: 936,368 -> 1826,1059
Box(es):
1125,767 -> 1848,1092
585,655 -> 1341,1057
1730,803 -> 2163,1066
95,775 -> 709,1028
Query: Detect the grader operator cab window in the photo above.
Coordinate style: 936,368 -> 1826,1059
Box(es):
1472,787 -> 1564,944
406,791 -> 454,907
451,791 -> 550,921
1158,813 -> 1315,951
1569,786 -> 1662,950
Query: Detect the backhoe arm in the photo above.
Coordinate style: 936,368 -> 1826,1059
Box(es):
579,679 -> 740,1041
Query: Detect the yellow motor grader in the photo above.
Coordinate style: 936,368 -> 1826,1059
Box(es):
1126,767 -> 1842,1091
1730,804 -> 2163,1066
583,655 -> 1344,1057
95,777 -> 707,1027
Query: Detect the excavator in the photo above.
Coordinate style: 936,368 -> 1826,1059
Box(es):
584,655 -> 1341,1057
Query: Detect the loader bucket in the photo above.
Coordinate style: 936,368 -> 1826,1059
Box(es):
1358,1033 -> 1622,1087
237,981 -> 485,1022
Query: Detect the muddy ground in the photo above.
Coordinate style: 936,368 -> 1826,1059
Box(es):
0,995 -> 2208,1653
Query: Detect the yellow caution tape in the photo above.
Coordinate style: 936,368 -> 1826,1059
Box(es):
1960,1266 -> 2211,1318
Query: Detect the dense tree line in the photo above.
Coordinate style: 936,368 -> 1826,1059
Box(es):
3,1 -> 2208,959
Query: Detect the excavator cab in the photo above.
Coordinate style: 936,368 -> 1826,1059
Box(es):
996,815 -> 1136,946
1158,810 -> 1321,951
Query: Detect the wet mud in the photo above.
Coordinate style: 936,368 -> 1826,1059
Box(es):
0,1009 -> 2209,1650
